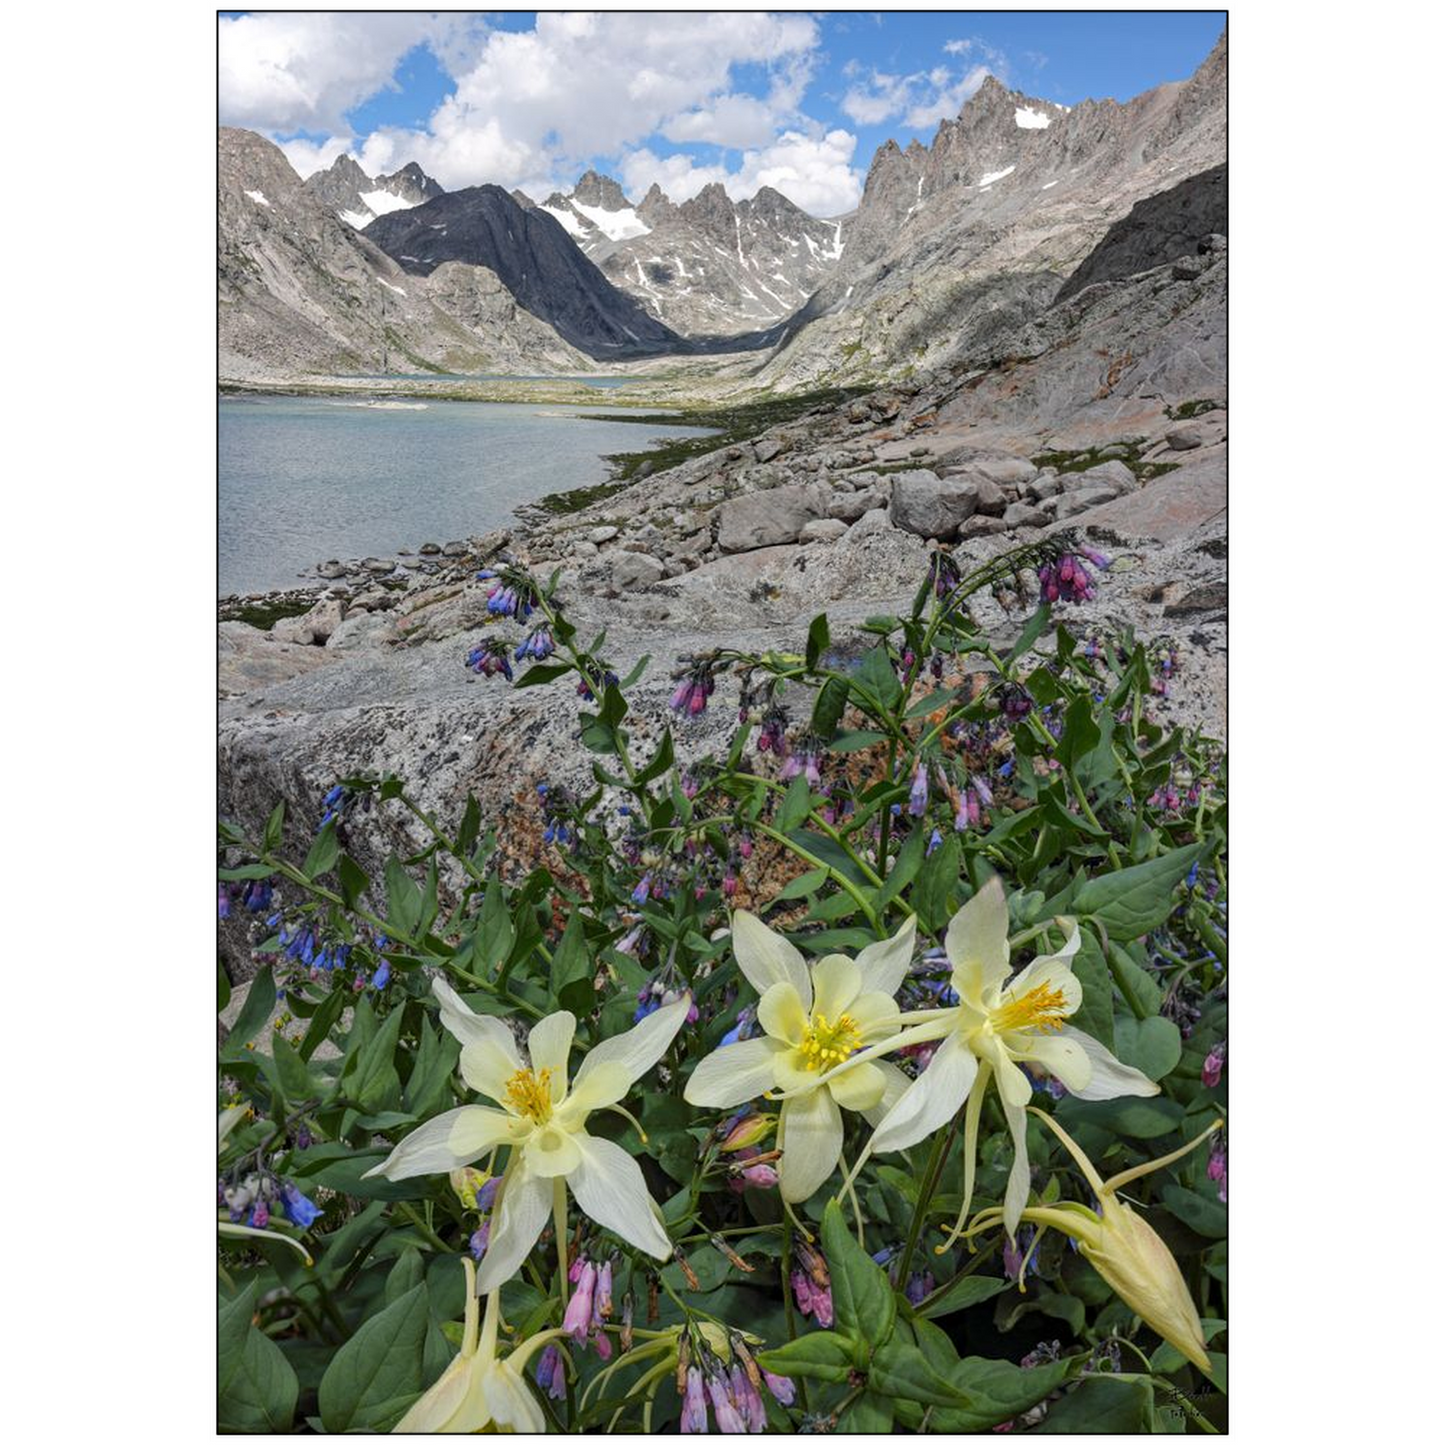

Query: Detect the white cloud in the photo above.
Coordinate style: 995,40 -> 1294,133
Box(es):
275,135 -> 356,181
218,12 -> 442,134
841,40 -> 1011,131
621,128 -> 861,217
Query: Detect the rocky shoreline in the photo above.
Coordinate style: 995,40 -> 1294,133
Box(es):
220,242 -> 1226,905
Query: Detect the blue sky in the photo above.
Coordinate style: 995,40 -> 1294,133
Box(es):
219,11 -> 1225,215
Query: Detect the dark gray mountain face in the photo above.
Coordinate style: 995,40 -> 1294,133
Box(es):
363,187 -> 684,358
218,128 -> 585,379
1056,165 -> 1226,303
303,153 -> 445,228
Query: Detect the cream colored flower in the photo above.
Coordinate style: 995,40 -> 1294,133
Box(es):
395,1257 -> 565,1432
366,978 -> 688,1291
684,911 -> 914,1202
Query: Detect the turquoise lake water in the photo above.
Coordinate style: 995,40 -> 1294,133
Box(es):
219,396 -> 709,595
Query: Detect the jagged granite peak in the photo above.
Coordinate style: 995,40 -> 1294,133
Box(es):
636,183 -> 676,227
304,152 -> 446,230
362,185 -> 683,358
218,128 -> 585,380
511,189 -> 537,210
596,178 -> 843,338
572,169 -> 633,211
376,161 -> 444,204
756,29 -> 1227,389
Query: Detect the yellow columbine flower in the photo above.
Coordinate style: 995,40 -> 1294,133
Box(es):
394,1257 -> 567,1432
365,978 -> 689,1291
798,877 -> 1158,1236
683,910 -> 914,1202
965,1110 -> 1222,1375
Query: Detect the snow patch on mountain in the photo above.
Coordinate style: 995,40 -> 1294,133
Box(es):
571,200 -> 650,242
1014,106 -> 1051,130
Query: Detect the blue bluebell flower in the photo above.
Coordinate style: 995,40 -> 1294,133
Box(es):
280,1182 -> 323,1229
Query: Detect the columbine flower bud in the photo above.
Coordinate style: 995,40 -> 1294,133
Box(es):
450,1166 -> 491,1211
719,1112 -> 775,1152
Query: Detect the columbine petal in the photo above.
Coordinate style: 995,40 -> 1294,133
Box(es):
992,1048 -> 1035,1109
862,1060 -> 913,1127
572,995 -> 689,1090
1001,1101 -> 1032,1237
1009,1032 -> 1092,1093
481,1364 -> 547,1433
684,1037 -> 785,1108
757,981 -> 807,1044
847,989 -> 903,1041
568,1133 -> 672,1258
449,1106 -> 528,1159
460,1035 -> 527,1106
523,1123 -> 584,1179
1058,1026 -> 1161,1101
999,956 -> 1082,1017
731,910 -> 812,1007
867,1032 -> 979,1156
526,1010 -> 576,1099
778,1088 -> 844,1203
475,1163 -> 551,1293
363,1106 -> 510,1180
826,1059 -> 887,1113
809,954 -> 863,1019
432,977 -> 524,1061
854,914 -> 917,998
555,1060 -> 633,1120
945,878 -> 1011,1006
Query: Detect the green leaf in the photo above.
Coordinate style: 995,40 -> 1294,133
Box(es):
871,1336 -> 971,1406
512,661 -> 573,689
912,834 -> 962,935
219,1282 -> 299,1433
1073,843 -> 1209,942
303,821 -> 340,880
1161,1184 -> 1228,1239
1112,1015 -> 1182,1081
1069,931 -> 1115,1051
349,1001 -> 406,1114
218,962 -> 231,1013
775,775 -> 814,833
875,825 -> 926,910
854,645 -> 903,711
919,1272 -> 1011,1319
820,1200 -> 895,1342
1035,1376 -> 1153,1432
1058,1093 -> 1185,1140
263,800 -> 286,852
551,911 -> 593,1012
476,884 -> 515,976
756,1330 -> 854,1384
927,1356 -> 1073,1433
829,728 -> 888,752
318,1283 -> 434,1433
385,1249 -> 427,1305
1058,692 -> 1102,773
338,853 -> 370,909
806,612 -> 831,669
838,1390 -> 894,1431
298,987 -> 346,1062
813,676 -> 850,740
271,1033 -> 314,1108
775,867 -> 829,901
404,1018 -> 460,1116
1004,603 -> 1053,666
384,857 -> 424,940
222,968 -> 275,1059
636,729 -> 675,785
1108,941 -> 1164,1019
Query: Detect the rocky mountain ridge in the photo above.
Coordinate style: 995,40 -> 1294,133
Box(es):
304,154 -> 445,229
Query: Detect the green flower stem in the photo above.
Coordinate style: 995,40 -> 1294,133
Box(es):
397,794 -> 489,886
396,1202 -> 449,1252
894,1113 -> 960,1291
748,821 -> 881,930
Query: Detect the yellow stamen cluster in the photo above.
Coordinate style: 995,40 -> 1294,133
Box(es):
504,1067 -> 554,1123
991,983 -> 1068,1034
798,1011 -> 863,1071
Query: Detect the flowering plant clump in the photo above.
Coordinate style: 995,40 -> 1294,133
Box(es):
219,535 -> 1226,1433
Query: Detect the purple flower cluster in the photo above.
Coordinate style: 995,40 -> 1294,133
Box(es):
1201,1042 -> 1226,1088
477,569 -> 536,620
514,625 -> 555,662
755,705 -> 789,755
998,682 -> 1035,722
671,657 -> 719,718
465,638 -> 513,680
1037,548 -> 1110,604
562,1256 -> 614,1361
790,1240 -> 834,1327
218,878 -> 273,918
220,1171 -> 323,1231
1207,1138 -> 1228,1202
779,735 -> 823,787
678,1338 -> 793,1434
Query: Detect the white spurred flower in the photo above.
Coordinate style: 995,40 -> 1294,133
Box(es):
800,878 -> 1158,1235
365,978 -> 689,1291
684,911 -> 914,1203
394,1257 -> 565,1433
